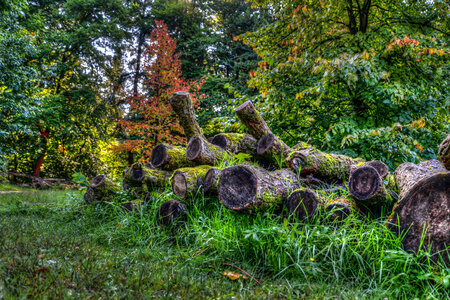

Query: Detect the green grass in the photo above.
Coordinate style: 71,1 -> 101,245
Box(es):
0,188 -> 448,299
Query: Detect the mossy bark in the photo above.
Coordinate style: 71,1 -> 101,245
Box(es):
235,100 -> 273,140
85,174 -> 121,203
286,188 -> 319,220
218,164 -> 299,212
257,133 -> 291,166
186,136 -> 234,165
123,162 -> 171,192
171,165 -> 212,199
285,142 -> 364,183
438,133 -> 450,170
388,161 -> 449,264
169,91 -> 205,140
150,143 -> 195,170
211,133 -> 257,155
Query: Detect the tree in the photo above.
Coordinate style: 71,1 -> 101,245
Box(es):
114,20 -> 205,160
241,0 -> 449,169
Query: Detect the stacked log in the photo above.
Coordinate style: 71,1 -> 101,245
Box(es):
171,165 -> 212,199
286,188 -> 319,221
186,136 -> 233,165
438,134 -> 450,170
151,143 -> 195,170
84,174 -> 121,204
211,133 -> 257,155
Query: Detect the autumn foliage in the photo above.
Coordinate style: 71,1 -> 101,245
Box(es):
113,21 -> 205,160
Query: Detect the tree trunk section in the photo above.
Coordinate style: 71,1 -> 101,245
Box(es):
169,91 -> 205,140
348,165 -> 391,206
438,134 -> 450,170
151,143 -> 195,170
171,165 -> 212,199
211,133 -> 257,155
388,161 -> 449,264
204,168 -> 222,195
257,133 -> 291,166
157,200 -> 187,228
186,136 -> 233,165
235,100 -> 272,140
85,174 -> 121,203
218,165 -> 298,212
286,141 -> 364,182
322,197 -> 361,222
286,188 -> 319,220
123,162 -> 170,192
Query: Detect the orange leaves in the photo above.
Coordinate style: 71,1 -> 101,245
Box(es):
222,271 -> 248,280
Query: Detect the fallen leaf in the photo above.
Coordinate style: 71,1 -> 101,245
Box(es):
222,271 -> 248,280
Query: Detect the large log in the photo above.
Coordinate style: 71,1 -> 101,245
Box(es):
285,142 -> 364,183
169,91 -> 205,140
438,134 -> 450,170
171,165 -> 212,199
84,174 -> 121,203
257,133 -> 291,166
286,188 -> 319,221
186,136 -> 232,165
150,143 -> 195,170
218,165 -> 298,212
157,200 -> 187,228
235,101 -> 272,140
211,133 -> 257,155
389,161 -> 449,264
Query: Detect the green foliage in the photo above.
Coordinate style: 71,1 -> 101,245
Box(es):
242,0 -> 449,169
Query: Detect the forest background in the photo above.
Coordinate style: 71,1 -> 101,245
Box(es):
1,0 -> 448,182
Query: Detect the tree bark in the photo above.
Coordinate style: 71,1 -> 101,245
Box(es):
286,188 -> 319,220
169,91 -> 205,140
204,168 -> 222,195
218,165 -> 298,212
388,161 -> 449,264
235,100 -> 273,140
286,141 -> 364,182
85,174 -> 121,203
186,136 -> 233,165
151,143 -> 195,170
438,134 -> 450,170
365,160 -> 389,179
211,133 -> 257,155
171,165 -> 212,199
157,200 -> 187,228
257,133 -> 291,166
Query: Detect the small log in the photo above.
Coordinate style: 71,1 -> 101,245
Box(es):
8,171 -> 51,188
438,133 -> 450,170
257,133 -> 291,166
286,188 -> 319,221
235,100 -> 272,140
186,136 -> 232,165
204,168 -> 222,195
389,161 -> 449,263
171,165 -> 212,199
150,143 -> 195,170
365,160 -> 389,179
169,91 -> 205,140
348,165 -> 391,206
286,142 -> 364,182
322,197 -> 361,222
157,200 -> 187,227
86,174 -> 121,203
123,162 -> 171,191
211,133 -> 257,155
218,165 -> 298,212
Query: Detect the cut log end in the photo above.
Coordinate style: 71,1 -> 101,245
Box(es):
390,172 -> 450,264
90,174 -> 105,189
186,136 -> 203,161
158,200 -> 187,227
349,166 -> 381,200
366,160 -> 389,179
172,172 -> 187,199
257,133 -> 275,155
211,135 -> 228,149
131,164 -> 146,182
326,203 -> 352,221
151,144 -> 168,168
84,187 -> 95,204
286,189 -> 319,221
219,166 -> 257,210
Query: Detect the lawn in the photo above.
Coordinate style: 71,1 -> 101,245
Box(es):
0,188 -> 448,299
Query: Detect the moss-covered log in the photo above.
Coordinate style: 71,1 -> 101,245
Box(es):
211,133 -> 257,155
348,165 -> 391,206
438,133 -> 450,170
157,200 -> 187,227
169,91 -> 205,140
286,188 -> 319,221
235,100 -> 272,140
388,161 -> 449,264
151,143 -> 195,170
84,174 -> 121,203
171,165 -> 212,199
186,136 -> 233,165
322,197 -> 361,222
218,165 -> 298,212
257,133 -> 291,166
123,162 -> 171,191
286,142 -> 364,183
204,168 -> 222,195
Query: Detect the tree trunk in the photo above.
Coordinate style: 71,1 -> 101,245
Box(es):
151,143 -> 195,170
348,165 -> 391,206
157,200 -> 187,228
235,100 -> 273,140
218,165 -> 298,212
286,141 -> 364,182
204,168 -> 221,195
438,134 -> 450,169
211,133 -> 257,155
388,161 -> 449,264
186,136 -> 233,165
85,174 -> 121,203
169,91 -> 205,140
171,165 -> 212,199
286,188 -> 319,220
123,162 -> 170,192
257,133 -> 291,166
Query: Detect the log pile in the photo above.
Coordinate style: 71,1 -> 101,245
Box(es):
83,92 -> 449,264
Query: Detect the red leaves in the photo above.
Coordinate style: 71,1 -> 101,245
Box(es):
39,132 -> 49,137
